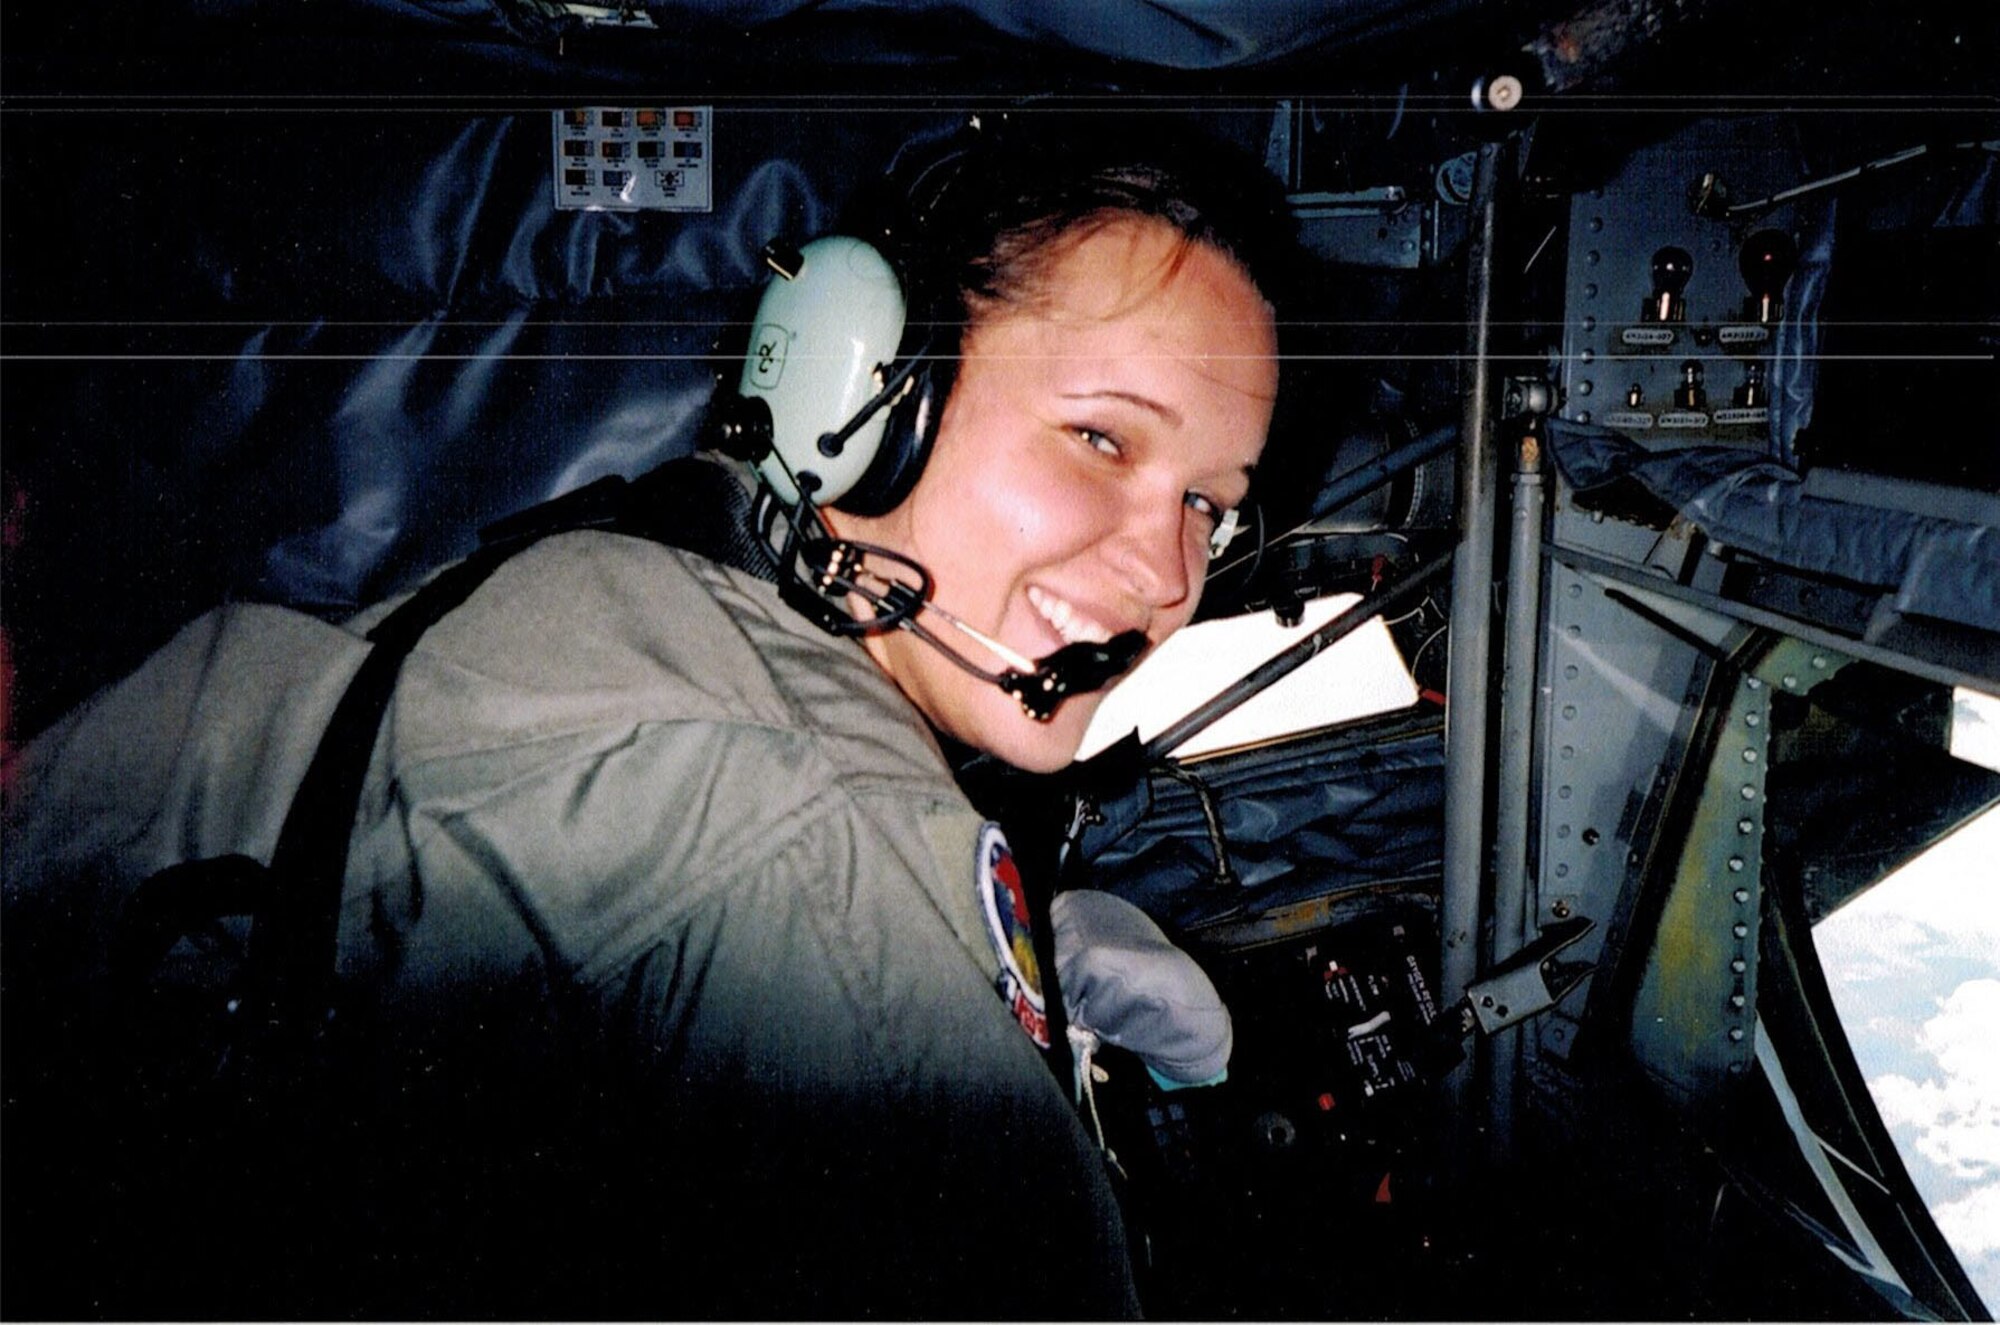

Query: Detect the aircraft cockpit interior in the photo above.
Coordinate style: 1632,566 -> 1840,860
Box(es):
4,1 -> 1996,1318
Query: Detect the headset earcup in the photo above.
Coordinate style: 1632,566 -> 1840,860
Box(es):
833,351 -> 957,517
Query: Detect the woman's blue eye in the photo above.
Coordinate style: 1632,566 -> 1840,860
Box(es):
1076,427 -> 1122,458
1184,491 -> 1223,524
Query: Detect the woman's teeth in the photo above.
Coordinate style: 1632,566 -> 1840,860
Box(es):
1027,586 -> 1113,645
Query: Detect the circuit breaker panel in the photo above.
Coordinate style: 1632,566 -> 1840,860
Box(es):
552,106 -> 713,212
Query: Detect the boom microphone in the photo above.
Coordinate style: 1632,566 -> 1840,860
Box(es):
755,488 -> 1147,721
1000,632 -> 1149,721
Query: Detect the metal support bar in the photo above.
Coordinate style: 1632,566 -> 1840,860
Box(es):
1143,552 -> 1455,759
1493,432 -> 1547,961
1484,429 -> 1547,1149
1312,423 -> 1459,524
1440,142 -> 1505,1137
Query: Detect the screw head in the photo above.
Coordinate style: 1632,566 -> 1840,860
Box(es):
1482,73 -> 1525,112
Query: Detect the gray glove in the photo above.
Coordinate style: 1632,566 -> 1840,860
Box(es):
1051,889 -> 1232,1089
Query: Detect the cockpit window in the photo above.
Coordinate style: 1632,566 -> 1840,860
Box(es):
1812,688 -> 2000,1312
1076,592 -> 1420,760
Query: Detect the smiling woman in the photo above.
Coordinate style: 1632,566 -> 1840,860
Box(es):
832,217 -> 1278,772
1,117 -> 1293,1319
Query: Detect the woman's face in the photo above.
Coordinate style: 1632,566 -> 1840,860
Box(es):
829,217 -> 1279,772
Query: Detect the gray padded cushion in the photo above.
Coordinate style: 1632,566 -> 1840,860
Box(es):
1052,889 -> 1232,1083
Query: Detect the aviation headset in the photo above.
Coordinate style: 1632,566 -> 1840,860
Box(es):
706,121 -> 976,519
707,117 -> 1246,556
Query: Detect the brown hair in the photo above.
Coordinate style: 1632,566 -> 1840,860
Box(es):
865,115 -> 1295,339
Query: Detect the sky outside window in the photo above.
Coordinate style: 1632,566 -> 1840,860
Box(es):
1813,689 -> 2000,1312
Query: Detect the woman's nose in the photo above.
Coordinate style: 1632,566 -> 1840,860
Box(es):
1110,495 -> 1193,612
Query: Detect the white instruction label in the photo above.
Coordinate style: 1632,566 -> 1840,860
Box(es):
1620,326 -> 1677,348
1602,411 -> 1655,431
1711,407 -> 1770,427
552,107 -> 712,212
1717,325 -> 1771,347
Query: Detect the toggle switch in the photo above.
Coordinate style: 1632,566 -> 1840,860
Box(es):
1739,230 -> 1798,325
1647,246 -> 1694,323
1734,361 -> 1767,409
1674,359 -> 1707,410
1627,383 -> 1645,408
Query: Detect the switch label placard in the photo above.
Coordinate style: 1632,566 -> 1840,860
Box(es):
552,107 -> 711,212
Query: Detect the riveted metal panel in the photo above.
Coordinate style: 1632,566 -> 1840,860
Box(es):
1628,638 -> 1853,1107
1528,556 -> 1732,1070
1555,117 -> 1804,459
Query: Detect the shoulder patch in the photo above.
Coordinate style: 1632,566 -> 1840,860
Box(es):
976,821 -> 1049,1049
